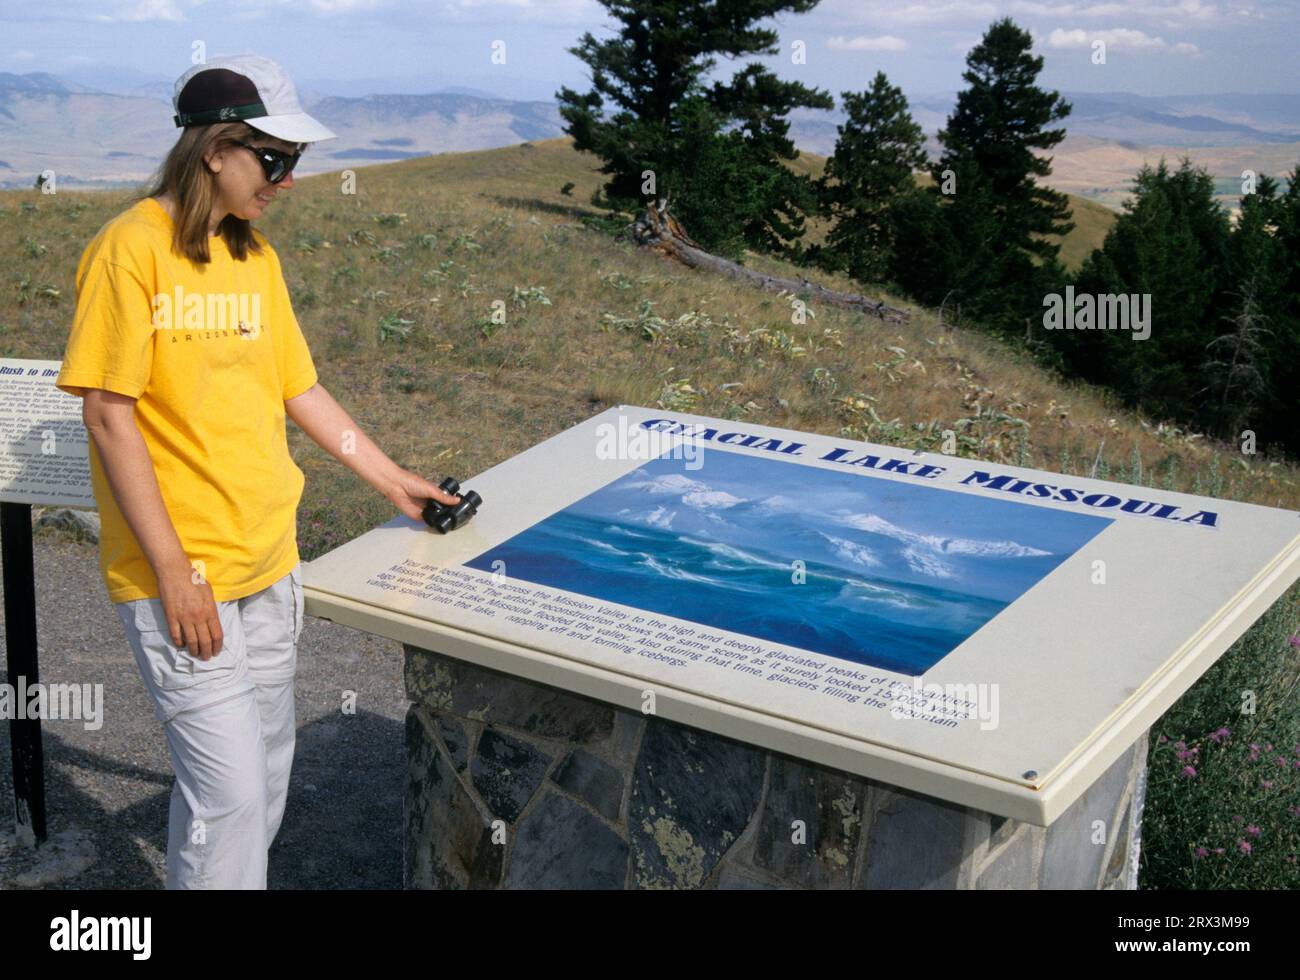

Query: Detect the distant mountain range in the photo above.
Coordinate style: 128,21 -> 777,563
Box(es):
1,70 -> 1296,194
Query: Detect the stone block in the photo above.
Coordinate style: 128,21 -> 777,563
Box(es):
629,718 -> 765,889
505,790 -> 627,888
857,787 -> 970,889
752,755 -> 863,888
551,748 -> 624,822
404,644 -> 614,743
470,726 -> 551,823
404,705 -> 503,889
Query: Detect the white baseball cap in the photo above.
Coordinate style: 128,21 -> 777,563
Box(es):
172,54 -> 337,144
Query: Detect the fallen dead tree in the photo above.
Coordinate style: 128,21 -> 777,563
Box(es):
629,201 -> 911,324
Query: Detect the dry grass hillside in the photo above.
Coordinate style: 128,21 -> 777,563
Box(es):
2,135 -> 1296,564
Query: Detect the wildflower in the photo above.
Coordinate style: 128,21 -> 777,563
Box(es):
1208,727 -> 1230,744
1158,734 -> 1168,744
1181,765 -> 1197,779
1289,633 -> 1300,648
1214,847 -> 1225,855
1262,780 -> 1273,790
1290,806 -> 1300,818
1176,746 -> 1198,762
1249,743 -> 1261,761
1232,814 -> 1244,823
1238,840 -> 1252,855
1193,846 -> 1209,858
1278,756 -> 1290,767
1246,825 -> 1261,837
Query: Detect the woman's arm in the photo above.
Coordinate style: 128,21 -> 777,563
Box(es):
285,382 -> 459,520
83,389 -> 224,659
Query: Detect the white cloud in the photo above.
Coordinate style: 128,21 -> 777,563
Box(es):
828,35 -> 909,52
94,0 -> 184,22
823,0 -> 1244,27
1046,26 -> 1201,53
440,0 -> 595,22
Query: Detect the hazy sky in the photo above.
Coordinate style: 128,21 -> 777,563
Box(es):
2,0 -> 1296,101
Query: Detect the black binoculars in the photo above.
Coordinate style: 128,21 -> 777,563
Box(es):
422,476 -> 482,533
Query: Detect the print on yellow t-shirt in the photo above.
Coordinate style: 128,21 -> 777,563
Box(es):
56,196 -> 319,602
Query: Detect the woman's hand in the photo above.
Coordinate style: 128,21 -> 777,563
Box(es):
156,562 -> 224,660
385,468 -> 461,522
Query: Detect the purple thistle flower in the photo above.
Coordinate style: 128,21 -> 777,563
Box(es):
1246,825 -> 1261,837
1214,847 -> 1225,855
1232,814 -> 1244,823
1262,780 -> 1273,790
1238,840 -> 1252,855
1288,633 -> 1300,648
1194,846 -> 1209,858
1181,765 -> 1197,779
1158,734 -> 1168,744
1208,727 -> 1230,744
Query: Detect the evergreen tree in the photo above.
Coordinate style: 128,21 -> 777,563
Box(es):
1256,160 -> 1300,454
1052,159 -> 1231,425
925,18 -> 1074,326
556,0 -> 831,256
705,63 -> 833,258
813,71 -> 927,283
1200,174 -> 1281,439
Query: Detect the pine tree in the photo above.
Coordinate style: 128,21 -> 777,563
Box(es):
814,71 -> 927,283
1257,159 -> 1300,455
929,18 -> 1074,325
1199,174 -> 1281,440
1052,159 -> 1231,424
555,0 -> 831,257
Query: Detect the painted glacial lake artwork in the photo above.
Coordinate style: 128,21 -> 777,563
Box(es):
464,449 -> 1112,674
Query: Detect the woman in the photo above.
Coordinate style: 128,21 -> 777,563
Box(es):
55,54 -> 459,889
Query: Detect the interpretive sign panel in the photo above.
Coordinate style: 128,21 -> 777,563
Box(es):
0,358 -> 93,507
303,405 -> 1300,823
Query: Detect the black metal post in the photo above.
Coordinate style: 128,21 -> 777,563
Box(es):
2,501 -> 47,845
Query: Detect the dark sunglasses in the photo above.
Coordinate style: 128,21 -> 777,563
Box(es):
233,140 -> 303,184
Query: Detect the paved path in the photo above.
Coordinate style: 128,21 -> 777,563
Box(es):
1,529 -> 409,889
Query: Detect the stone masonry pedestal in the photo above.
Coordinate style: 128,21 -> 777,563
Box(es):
403,645 -> 1148,889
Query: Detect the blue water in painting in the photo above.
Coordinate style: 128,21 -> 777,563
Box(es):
464,449 -> 1112,674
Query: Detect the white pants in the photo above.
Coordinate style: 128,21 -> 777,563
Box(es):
115,564 -> 304,889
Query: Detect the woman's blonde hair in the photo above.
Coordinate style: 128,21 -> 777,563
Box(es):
138,121 -> 268,264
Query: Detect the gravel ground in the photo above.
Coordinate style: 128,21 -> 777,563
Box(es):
0,527 -> 409,889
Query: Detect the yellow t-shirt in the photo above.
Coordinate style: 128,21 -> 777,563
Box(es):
55,196 -> 318,602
